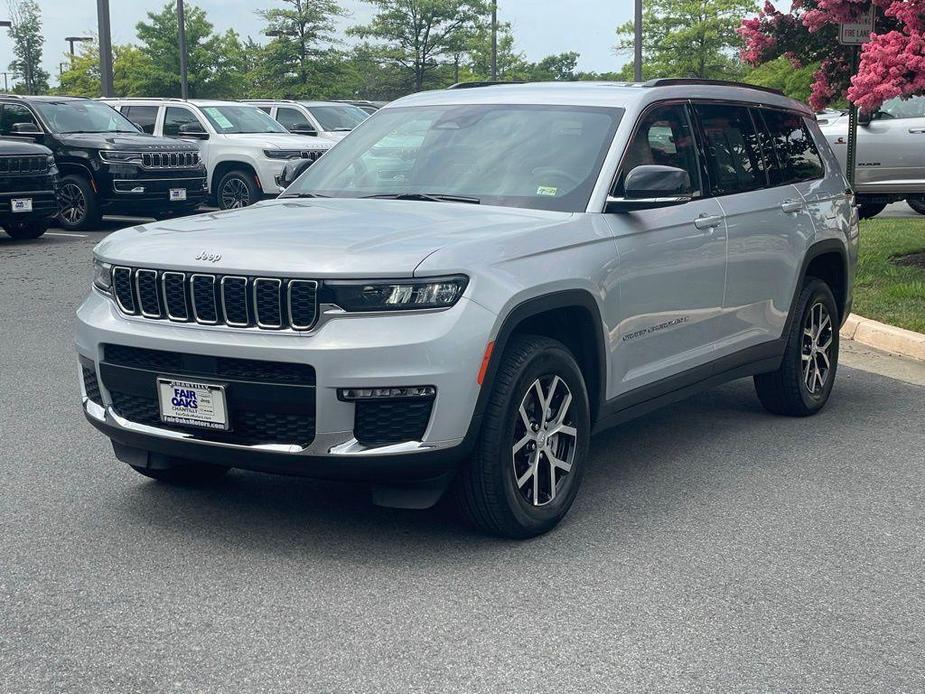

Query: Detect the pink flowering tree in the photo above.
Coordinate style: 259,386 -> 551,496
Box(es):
739,0 -> 925,112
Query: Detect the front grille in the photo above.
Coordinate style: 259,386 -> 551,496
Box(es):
82,366 -> 102,406
140,151 -> 201,169
0,155 -> 49,176
111,267 -> 318,331
354,399 -> 434,446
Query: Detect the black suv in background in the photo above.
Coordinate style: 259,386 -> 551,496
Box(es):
0,139 -> 58,239
0,95 -> 207,230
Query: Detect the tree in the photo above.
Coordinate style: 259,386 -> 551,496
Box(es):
349,0 -> 488,92
57,42 -> 162,98
526,52 -> 581,81
465,18 -> 526,80
616,0 -> 756,80
6,0 -> 49,94
744,56 -> 818,102
256,0 -> 345,96
738,1 -> 925,112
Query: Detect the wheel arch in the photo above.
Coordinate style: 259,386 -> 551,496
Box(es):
57,160 -> 97,187
788,238 -> 850,333
210,160 -> 261,197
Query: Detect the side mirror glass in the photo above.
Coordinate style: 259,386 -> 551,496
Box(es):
11,122 -> 40,134
278,157 -> 315,189
178,123 -> 209,140
606,165 -> 693,213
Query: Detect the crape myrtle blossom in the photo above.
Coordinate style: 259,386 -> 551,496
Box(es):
739,0 -> 925,111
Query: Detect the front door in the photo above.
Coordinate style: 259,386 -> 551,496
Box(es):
603,102 -> 728,396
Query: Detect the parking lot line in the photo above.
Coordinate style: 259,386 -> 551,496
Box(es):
45,232 -> 88,238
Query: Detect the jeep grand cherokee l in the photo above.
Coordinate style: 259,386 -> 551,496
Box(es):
0,95 -> 207,230
77,80 -> 858,538
0,139 -> 58,240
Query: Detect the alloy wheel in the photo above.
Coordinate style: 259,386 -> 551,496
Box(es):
511,375 -> 578,506
802,302 -> 833,396
59,183 -> 87,225
220,177 -> 251,209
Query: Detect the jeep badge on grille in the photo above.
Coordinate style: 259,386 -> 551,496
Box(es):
195,251 -> 222,263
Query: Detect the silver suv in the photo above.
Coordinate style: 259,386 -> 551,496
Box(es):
818,96 -> 925,218
77,80 -> 858,538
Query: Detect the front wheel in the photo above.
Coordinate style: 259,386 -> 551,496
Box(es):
754,278 -> 839,417
3,219 -> 49,239
58,174 -> 101,230
217,170 -> 260,210
453,335 -> 590,539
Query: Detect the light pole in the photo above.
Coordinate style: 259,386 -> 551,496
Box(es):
65,36 -> 92,57
634,0 -> 643,82
177,0 -> 189,99
490,0 -> 498,81
97,0 -> 113,97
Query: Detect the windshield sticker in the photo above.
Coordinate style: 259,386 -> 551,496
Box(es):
537,186 -> 558,197
203,107 -> 234,130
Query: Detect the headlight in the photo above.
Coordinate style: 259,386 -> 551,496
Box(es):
93,259 -> 112,293
324,276 -> 468,312
47,154 -> 58,173
263,149 -> 304,160
99,151 -> 143,165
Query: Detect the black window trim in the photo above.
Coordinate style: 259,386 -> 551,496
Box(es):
690,100 -> 769,198
752,104 -> 827,185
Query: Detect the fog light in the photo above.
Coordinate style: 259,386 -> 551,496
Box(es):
338,385 -> 436,401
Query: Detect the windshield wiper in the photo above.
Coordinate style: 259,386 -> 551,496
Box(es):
361,193 -> 480,205
332,128 -> 353,132
284,192 -> 330,198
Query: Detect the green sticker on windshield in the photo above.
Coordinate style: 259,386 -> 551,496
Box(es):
537,186 -> 558,197
203,107 -> 234,130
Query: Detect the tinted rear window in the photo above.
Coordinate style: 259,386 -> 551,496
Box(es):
759,109 -> 825,185
695,104 -> 766,196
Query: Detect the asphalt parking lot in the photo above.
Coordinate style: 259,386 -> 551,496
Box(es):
2,216 -> 924,693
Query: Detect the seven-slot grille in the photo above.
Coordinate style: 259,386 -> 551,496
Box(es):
140,151 -> 201,169
111,267 -> 318,331
0,154 -> 49,176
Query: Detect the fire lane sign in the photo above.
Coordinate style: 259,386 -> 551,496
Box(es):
839,7 -> 875,45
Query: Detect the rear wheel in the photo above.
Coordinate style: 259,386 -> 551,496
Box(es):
130,460 -> 229,484
58,174 -> 101,230
857,202 -> 886,220
906,197 -> 925,215
754,278 -> 839,417
3,219 -> 49,239
217,170 -> 260,210
453,335 -> 590,539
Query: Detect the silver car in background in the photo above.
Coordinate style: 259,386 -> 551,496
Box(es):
77,80 -> 857,538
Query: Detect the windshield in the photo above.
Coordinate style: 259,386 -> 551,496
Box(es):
200,105 -> 289,134
283,104 -> 623,212
32,100 -> 140,134
306,104 -> 369,131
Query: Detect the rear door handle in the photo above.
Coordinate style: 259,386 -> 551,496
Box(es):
694,214 -> 723,231
909,128 -> 925,134
781,199 -> 805,214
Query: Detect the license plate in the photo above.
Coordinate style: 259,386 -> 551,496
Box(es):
169,188 -> 187,201
11,198 -> 32,213
157,378 -> 229,431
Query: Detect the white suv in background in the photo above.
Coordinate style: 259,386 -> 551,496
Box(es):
244,100 -> 369,141
103,98 -> 334,209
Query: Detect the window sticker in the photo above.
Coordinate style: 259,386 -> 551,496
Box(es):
537,186 -> 558,197
203,107 -> 234,130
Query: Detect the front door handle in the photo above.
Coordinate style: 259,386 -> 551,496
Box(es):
909,128 -> 925,134
694,214 -> 723,230
781,199 -> 805,214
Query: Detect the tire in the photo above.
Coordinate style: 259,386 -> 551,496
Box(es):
3,219 -> 49,239
857,202 -> 886,220
217,170 -> 260,210
58,174 -> 101,230
453,335 -> 591,539
129,460 -> 230,485
906,197 -> 925,215
754,278 -> 839,417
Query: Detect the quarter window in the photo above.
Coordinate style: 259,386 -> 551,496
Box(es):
759,109 -> 825,184
616,103 -> 702,197
163,107 -> 202,137
122,105 -> 158,134
695,104 -> 766,196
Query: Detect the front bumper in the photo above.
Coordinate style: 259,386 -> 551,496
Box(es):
76,289 -> 495,482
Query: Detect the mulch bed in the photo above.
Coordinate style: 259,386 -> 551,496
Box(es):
891,252 -> 925,270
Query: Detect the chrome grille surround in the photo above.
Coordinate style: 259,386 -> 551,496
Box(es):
139,151 -> 201,169
107,267 -> 318,331
0,154 -> 49,176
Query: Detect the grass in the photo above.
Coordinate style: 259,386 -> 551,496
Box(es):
854,217 -> 925,334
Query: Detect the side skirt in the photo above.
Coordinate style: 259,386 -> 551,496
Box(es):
592,339 -> 786,435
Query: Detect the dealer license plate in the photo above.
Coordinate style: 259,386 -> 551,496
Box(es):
169,188 -> 187,201
11,198 -> 32,213
157,378 -> 229,431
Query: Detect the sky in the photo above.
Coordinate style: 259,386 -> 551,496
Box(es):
4,0 -> 637,87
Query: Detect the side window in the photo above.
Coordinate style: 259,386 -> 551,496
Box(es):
122,105 -> 158,134
163,107 -> 201,137
695,104 -> 766,196
616,103 -> 702,197
0,103 -> 39,135
877,96 -> 925,120
760,109 -> 824,184
256,106 -> 271,114
277,107 -> 313,131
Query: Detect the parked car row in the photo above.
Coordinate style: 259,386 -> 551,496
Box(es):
0,95 -> 375,237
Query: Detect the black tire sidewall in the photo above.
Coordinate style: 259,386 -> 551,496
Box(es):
907,197 -> 925,215
3,219 -> 49,239
58,174 -> 100,231
217,170 -> 259,210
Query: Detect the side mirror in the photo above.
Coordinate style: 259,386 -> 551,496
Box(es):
178,123 -> 209,140
11,122 -> 40,134
606,165 -> 693,213
858,110 -> 873,127
290,125 -> 318,137
278,157 -> 315,189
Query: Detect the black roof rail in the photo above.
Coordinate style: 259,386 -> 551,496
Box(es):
643,78 -> 784,97
447,80 -> 527,90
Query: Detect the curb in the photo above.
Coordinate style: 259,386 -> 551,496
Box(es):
841,314 -> 925,362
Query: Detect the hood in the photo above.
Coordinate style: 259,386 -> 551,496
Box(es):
224,133 -> 335,150
321,131 -> 349,141
58,132 -> 198,152
0,139 -> 52,155
94,197 -> 573,277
